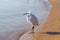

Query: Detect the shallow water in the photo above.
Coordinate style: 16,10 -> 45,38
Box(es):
0,0 -> 52,40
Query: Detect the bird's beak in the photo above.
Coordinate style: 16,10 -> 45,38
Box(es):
22,13 -> 28,15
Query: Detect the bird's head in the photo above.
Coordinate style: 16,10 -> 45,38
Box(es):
22,10 -> 31,16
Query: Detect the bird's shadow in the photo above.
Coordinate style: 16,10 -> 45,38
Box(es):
35,32 -> 60,35
39,32 -> 60,35
29,31 -> 60,35
44,32 -> 60,35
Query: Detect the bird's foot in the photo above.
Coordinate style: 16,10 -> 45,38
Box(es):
29,31 -> 35,34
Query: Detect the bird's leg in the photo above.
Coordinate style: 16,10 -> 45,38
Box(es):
29,26 -> 35,34
32,26 -> 34,33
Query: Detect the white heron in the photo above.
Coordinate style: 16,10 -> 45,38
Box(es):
23,10 -> 39,33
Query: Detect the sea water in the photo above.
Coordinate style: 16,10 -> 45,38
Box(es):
0,0 -> 52,40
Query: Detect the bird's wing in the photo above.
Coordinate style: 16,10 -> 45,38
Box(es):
29,14 -> 39,26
